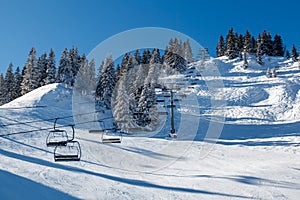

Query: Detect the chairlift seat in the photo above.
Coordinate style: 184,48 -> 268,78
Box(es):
88,129 -> 104,133
46,129 -> 69,147
54,141 -> 81,162
101,130 -> 122,144
54,155 -> 80,162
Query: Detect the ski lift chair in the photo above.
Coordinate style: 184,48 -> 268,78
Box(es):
54,140 -> 81,161
46,119 -> 74,147
101,128 -> 122,143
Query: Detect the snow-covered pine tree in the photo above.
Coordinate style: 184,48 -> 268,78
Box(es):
237,34 -> 244,54
132,63 -> 146,109
12,66 -> 22,100
291,44 -> 298,62
250,36 -> 257,54
127,54 -> 138,72
21,47 -> 37,95
115,64 -> 121,82
225,28 -> 238,59
135,83 -> 152,126
68,47 -> 81,86
146,48 -> 161,85
120,53 -> 130,72
44,48 -> 56,85
243,30 -> 251,53
74,57 -> 95,96
256,34 -> 263,65
134,49 -> 141,65
273,35 -> 284,57
135,49 -> 161,126
216,35 -> 225,57
57,48 -> 72,86
113,71 -> 135,132
272,35 -> 283,56
36,52 -> 48,87
266,31 -> 273,56
260,30 -> 273,56
164,40 -> 187,72
3,63 -> 15,104
183,39 -> 194,63
125,56 -> 138,95
95,55 -> 116,109
141,49 -> 151,64
87,58 -> 96,94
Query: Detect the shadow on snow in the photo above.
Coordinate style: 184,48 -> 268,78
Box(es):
0,148 -> 251,199
0,169 -> 78,200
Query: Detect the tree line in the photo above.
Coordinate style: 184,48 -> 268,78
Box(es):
216,28 -> 299,64
0,38 -> 194,111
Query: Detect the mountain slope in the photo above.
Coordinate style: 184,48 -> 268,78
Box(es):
0,57 -> 299,199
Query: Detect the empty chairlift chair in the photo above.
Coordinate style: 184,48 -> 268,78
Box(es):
53,125 -> 82,161
101,128 -> 122,143
54,140 -> 81,161
46,118 -> 71,147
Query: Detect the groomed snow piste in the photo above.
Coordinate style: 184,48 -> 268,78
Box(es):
0,56 -> 300,199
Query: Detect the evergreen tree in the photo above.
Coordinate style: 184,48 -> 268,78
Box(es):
134,49 -> 141,65
36,52 -> 48,87
86,57 -> 96,94
21,47 -> 37,95
164,40 -> 187,72
57,48 -> 72,86
120,53 -> 130,72
291,44 -> 298,62
237,34 -> 244,54
135,83 -> 152,126
13,66 -> 22,100
250,36 -> 257,54
256,34 -> 263,65
44,48 -> 56,85
95,55 -> 116,109
146,48 -> 161,85
216,35 -> 225,57
74,56 -> 96,96
113,72 -> 135,132
141,49 -> 151,64
134,49 -> 162,126
115,64 -> 121,82
266,32 -> 273,56
183,39 -> 194,63
273,35 -> 284,56
3,63 -> 15,103
260,30 -> 273,56
225,28 -> 238,59
243,30 -> 252,53
68,47 -> 81,86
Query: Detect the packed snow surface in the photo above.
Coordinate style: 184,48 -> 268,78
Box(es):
1,56 -> 300,199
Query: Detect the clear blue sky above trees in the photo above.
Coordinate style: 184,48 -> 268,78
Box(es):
0,0 -> 299,73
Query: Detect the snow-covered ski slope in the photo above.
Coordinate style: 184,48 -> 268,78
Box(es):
1,56 -> 300,199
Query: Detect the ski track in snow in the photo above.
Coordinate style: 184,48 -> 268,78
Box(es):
1,57 -> 300,199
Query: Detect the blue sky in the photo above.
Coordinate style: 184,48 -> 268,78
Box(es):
0,0 -> 299,73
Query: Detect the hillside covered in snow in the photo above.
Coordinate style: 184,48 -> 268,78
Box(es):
0,56 -> 299,199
